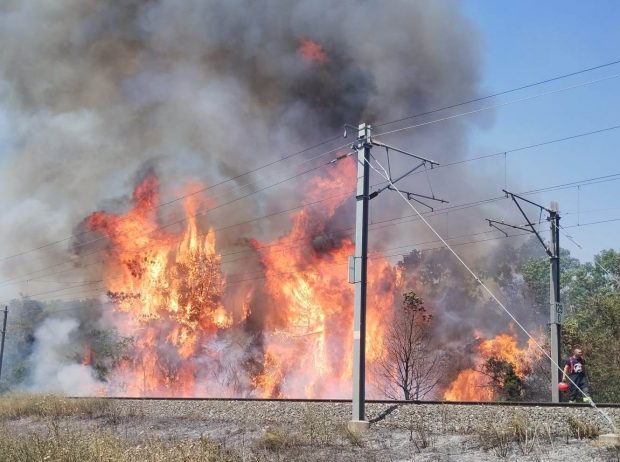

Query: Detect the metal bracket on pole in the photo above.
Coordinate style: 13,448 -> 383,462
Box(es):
391,187 -> 448,212
344,122 -> 444,429
503,189 -> 552,256
486,192 -> 562,402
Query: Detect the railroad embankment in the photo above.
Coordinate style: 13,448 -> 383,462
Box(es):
0,395 -> 618,461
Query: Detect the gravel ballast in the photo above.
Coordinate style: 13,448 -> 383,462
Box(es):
4,398 -> 619,461
115,399 -> 619,435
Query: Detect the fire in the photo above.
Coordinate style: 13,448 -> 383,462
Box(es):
82,344 -> 92,366
86,159 -> 398,398
88,177 -> 228,396
298,37 -> 329,64
443,332 -> 542,401
251,158 -> 397,397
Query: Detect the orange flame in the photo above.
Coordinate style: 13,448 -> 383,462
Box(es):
86,159 -> 397,398
88,177 -> 228,396
443,332 -> 543,401
298,37 -> 329,64
250,158 -> 397,397
82,344 -> 92,366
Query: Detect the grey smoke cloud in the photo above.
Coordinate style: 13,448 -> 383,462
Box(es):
0,1 -> 510,397
0,1 -> 482,277
28,317 -> 100,395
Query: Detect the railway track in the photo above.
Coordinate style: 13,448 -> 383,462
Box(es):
72,396 -> 620,408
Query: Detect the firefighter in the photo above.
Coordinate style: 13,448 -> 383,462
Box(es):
561,348 -> 591,403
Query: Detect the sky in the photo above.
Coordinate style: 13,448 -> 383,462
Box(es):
457,0 -> 620,261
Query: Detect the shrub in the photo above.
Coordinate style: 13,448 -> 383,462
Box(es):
567,415 -> 600,439
511,415 -> 538,456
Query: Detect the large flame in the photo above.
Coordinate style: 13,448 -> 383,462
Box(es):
251,159 -> 397,397
443,332 -> 542,401
86,159 -> 397,397
88,176 -> 228,396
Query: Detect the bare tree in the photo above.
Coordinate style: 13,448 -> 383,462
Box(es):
377,292 -> 445,400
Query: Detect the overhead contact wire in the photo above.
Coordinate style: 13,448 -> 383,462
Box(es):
367,155 -> 617,431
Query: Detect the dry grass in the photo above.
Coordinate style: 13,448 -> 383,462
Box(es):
476,423 -> 512,458
566,415 -> 600,439
299,407 -> 337,446
0,394 -> 113,420
0,422 -> 241,462
253,425 -> 301,452
511,414 -> 538,456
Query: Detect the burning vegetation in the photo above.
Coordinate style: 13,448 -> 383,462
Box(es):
77,159 -> 545,401
0,1 -> 568,402
443,332 -> 543,401
83,159 -> 401,398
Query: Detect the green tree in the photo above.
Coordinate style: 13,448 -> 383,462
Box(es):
523,248 -> 620,401
481,357 -> 523,401
562,291 -> 620,402
76,329 -> 134,381
522,248 -> 581,317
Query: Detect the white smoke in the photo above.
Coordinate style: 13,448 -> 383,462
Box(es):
28,317 -> 101,395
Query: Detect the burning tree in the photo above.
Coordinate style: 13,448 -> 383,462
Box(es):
376,291 -> 444,400
480,357 -> 523,401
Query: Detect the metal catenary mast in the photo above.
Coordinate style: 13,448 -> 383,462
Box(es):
487,191 -> 562,402
343,123 -> 442,430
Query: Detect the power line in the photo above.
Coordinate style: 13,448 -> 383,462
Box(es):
0,136 -> 351,264
5,166 -> 620,293
366,156 -> 613,426
375,58 -> 620,128
5,212 -> 619,307
0,229 -> 525,305
431,124 -> 620,170
0,152 -> 350,288
7,212 -> 619,310
4,119 -> 620,289
373,73 -> 620,138
4,59 -> 620,267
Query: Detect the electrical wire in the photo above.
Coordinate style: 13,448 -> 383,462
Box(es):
0,151 -> 351,288
5,120 -> 620,290
4,65 -> 620,268
558,224 -> 620,286
0,229 -> 523,306
0,137 -> 351,263
5,214 -> 619,307
5,169 -> 620,295
375,58 -> 620,128
373,73 -> 620,138
366,154 -> 617,431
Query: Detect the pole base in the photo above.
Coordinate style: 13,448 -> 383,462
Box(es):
348,420 -> 370,434
597,433 -> 620,446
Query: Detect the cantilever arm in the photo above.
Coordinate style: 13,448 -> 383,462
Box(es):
371,139 -> 439,167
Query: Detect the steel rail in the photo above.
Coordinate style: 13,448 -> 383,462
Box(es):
68,397 -> 620,408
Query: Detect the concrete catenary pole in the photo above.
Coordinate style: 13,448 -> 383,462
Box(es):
549,203 -> 562,403
351,123 -> 371,429
0,306 -> 7,380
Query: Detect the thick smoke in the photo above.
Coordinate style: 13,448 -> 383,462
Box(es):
0,0 -> 482,275
27,317 -> 101,395
0,1 -> 525,397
